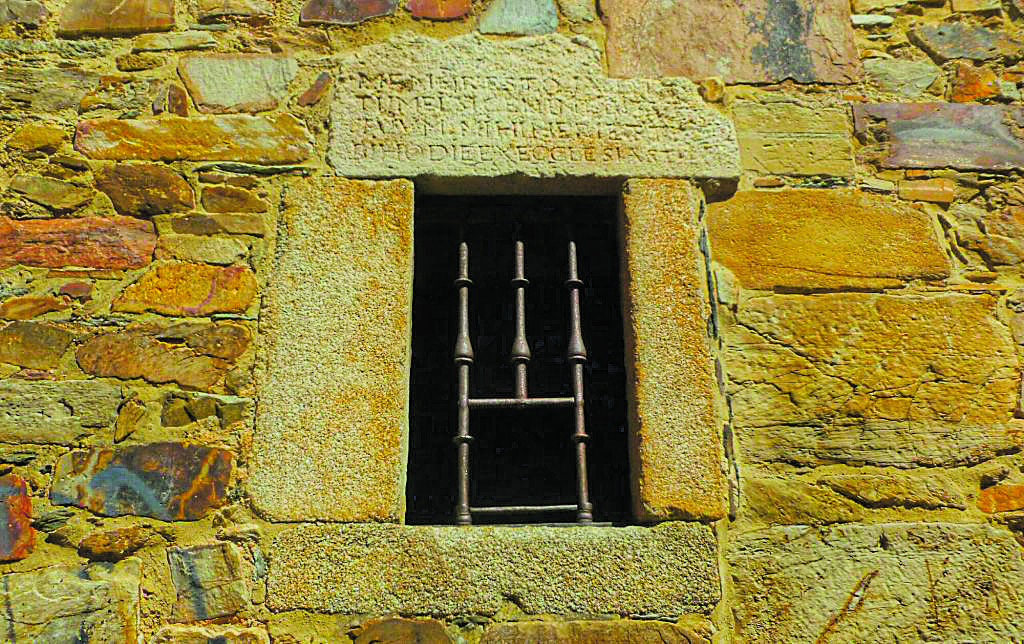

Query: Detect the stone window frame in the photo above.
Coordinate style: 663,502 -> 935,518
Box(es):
249,177 -> 726,526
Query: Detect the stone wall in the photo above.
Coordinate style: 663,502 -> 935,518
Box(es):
1,0 -> 1023,642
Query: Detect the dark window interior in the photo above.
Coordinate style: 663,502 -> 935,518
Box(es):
407,195 -> 631,525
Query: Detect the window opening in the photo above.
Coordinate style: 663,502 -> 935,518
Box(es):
407,196 -> 630,526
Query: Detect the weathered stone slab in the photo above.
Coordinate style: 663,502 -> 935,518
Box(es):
0,0 -> 47,26
0,66 -> 96,112
0,38 -> 112,60
9,174 -> 93,211
300,0 -> 398,24
478,0 -> 557,35
268,522 -> 719,616
167,543 -> 250,621
729,523 -> 1024,642
978,483 -> 1024,513
853,103 -> 1024,170
708,189 -> 949,291
58,0 -> 173,36
77,330 -> 232,390
481,620 -> 712,643
863,59 -> 941,99
406,0 -> 470,20
621,180 -> 724,521
327,34 -> 739,186
0,474 -> 33,561
732,99 -> 854,177
95,163 -> 195,217
0,380 -> 120,445
156,234 -> 248,265
196,0 -> 273,22
179,55 -> 297,114
201,185 -> 268,212
725,293 -> 1020,467
298,71 -> 332,106
167,213 -> 265,236
909,23 -> 1022,62
5,123 -> 65,154
113,262 -> 257,316
133,31 -> 216,51
50,442 -> 233,520
75,115 -> 314,165
822,473 -> 966,510
0,295 -> 70,320
250,178 -> 412,521
354,619 -> 452,644
154,625 -> 270,644
603,0 -> 859,83
0,559 -> 140,643
78,525 -> 153,561
0,216 -> 156,269
0,321 -> 73,369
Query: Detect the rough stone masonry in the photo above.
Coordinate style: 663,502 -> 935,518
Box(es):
1,0 -> 1024,642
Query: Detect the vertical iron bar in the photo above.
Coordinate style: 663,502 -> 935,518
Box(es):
453,238 -> 473,526
510,237 -> 530,400
566,235 -> 593,524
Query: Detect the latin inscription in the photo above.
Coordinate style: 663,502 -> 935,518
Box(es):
328,34 -> 740,180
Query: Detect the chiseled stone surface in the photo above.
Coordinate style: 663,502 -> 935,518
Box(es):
327,34 -> 740,185
300,0 -> 398,25
603,0 -> 859,83
153,625 -> 270,644
113,262 -> 257,316
75,115 -> 314,165
854,103 -> 1024,170
0,321 -> 73,370
909,23 -> 1022,62
621,180 -> 724,521
156,234 -> 248,265
50,443 -> 233,520
481,620 -> 712,643
0,559 -> 140,643
94,163 -> 195,217
179,55 -> 297,114
725,293 -> 1020,467
250,178 -> 413,522
478,0 -> 558,35
58,0 -> 173,36
822,473 -> 967,510
0,474 -> 33,562
0,216 -> 155,269
0,66 -> 97,113
133,31 -> 216,52
729,523 -> 1024,642
0,380 -> 120,444
732,100 -> 854,177
77,330 -> 233,390
707,190 -> 949,291
268,522 -> 719,616
167,543 -> 250,621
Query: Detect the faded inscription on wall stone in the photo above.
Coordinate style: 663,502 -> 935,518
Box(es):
328,34 -> 740,182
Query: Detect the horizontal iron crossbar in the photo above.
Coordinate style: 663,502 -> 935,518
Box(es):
469,504 -> 578,515
468,397 -> 574,409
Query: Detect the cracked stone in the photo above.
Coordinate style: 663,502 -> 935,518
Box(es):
950,61 -> 1000,102
743,477 -> 864,525
167,213 -> 265,236
9,174 -> 93,211
0,0 -> 47,26
78,525 -> 153,561
156,234 -> 248,265
167,542 -> 250,621
201,185 -> 268,212
977,484 -> 1024,512
196,0 -> 273,22
179,55 -> 297,114
5,123 -> 65,154
0,295 -> 70,320
909,23 -> 1022,62
133,31 -> 216,51
77,329 -> 233,390
822,473 -> 967,510
0,379 -> 121,445
725,293 -> 1019,468
863,59 -> 941,99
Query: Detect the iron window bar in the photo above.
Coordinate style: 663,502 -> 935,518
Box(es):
453,230 -> 593,526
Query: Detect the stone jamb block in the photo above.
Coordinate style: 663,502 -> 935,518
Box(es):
250,177 -> 414,522
620,179 -> 726,521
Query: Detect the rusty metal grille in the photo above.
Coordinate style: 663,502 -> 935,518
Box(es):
453,230 -> 593,525
406,196 -> 629,526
